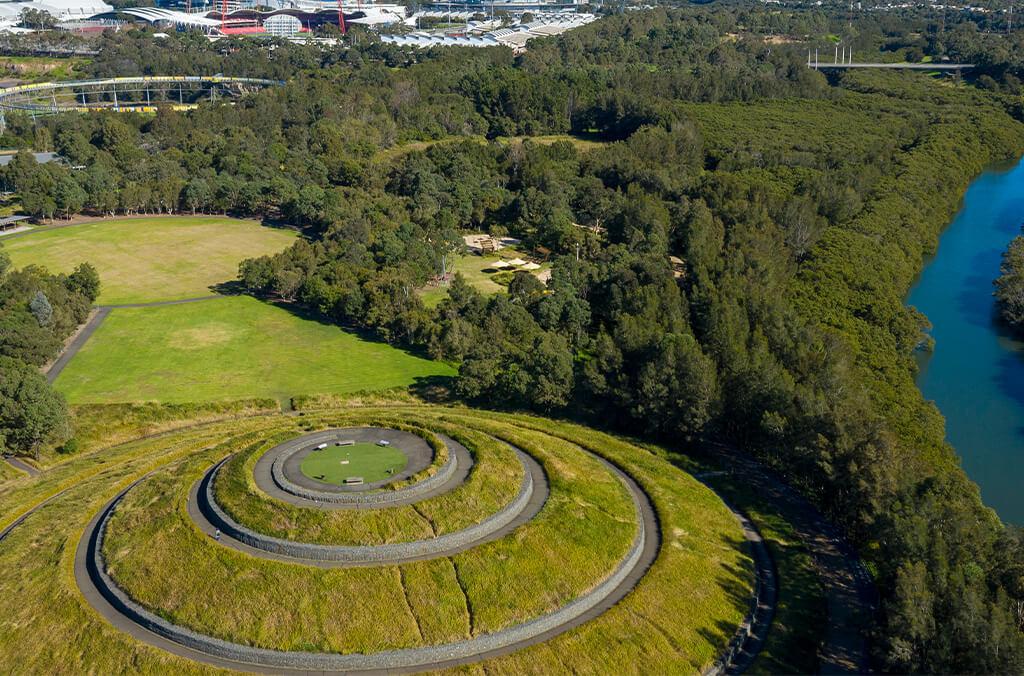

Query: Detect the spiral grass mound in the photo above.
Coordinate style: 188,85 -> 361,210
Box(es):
0,405 -> 758,673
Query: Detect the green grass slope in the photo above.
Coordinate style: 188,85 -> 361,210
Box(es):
53,296 -> 454,404
0,404 -> 751,673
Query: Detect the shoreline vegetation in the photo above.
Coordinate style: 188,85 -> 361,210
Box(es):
995,233 -> 1024,333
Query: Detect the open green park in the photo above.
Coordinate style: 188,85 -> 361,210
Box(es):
1,216 -> 451,404
52,294 -> 453,404
2,216 -> 296,304
299,442 -> 408,485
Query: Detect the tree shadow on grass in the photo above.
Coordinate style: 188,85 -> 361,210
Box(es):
226,294 -> 458,401
258,217 -> 309,235
409,375 -> 456,403
208,280 -> 246,296
694,542 -> 763,663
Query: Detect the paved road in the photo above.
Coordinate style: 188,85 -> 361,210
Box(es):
255,431 -> 474,509
702,443 -> 877,674
101,296 -> 223,310
2,454 -> 40,477
46,307 -> 110,383
190,439 -> 549,567
696,486 -> 778,676
0,488 -> 69,544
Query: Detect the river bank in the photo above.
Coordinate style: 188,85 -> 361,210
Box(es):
908,158 -> 1024,524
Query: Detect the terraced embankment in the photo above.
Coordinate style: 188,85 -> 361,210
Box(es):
0,405 -> 763,673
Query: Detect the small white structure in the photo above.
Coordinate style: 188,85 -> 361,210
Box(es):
264,13 -> 302,37
490,260 -> 511,269
316,442 -> 328,450
377,439 -> 391,447
521,262 -> 541,271
507,258 -> 527,267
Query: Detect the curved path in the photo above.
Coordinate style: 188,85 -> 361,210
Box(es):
0,415 -> 785,674
74,446 -> 660,674
261,427 -> 445,500
46,307 -> 109,383
2,454 -> 40,478
191,441 -> 547,566
257,431 -> 471,508
702,442 -> 877,674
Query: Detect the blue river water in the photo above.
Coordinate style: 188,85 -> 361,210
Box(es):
907,158 -> 1024,524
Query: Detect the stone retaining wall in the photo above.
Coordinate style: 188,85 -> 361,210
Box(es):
204,451 -> 535,563
270,441 -> 459,505
88,462 -> 648,672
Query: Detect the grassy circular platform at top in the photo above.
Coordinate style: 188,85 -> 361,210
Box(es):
1,216 -> 297,305
298,442 -> 408,486
213,416 -> 523,546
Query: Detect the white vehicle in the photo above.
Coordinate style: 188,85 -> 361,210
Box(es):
316,443 -> 328,450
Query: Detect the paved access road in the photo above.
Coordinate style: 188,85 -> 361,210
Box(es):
2,454 -> 40,478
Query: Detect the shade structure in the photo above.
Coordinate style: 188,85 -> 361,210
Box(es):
507,258 -> 527,266
521,262 -> 541,271
490,260 -> 511,269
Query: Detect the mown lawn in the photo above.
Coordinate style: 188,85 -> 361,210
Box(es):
2,216 -> 296,304
299,442 -> 408,485
53,296 -> 454,404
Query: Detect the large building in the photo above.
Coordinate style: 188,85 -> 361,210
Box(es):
419,0 -> 582,13
82,1 -> 407,33
0,0 -> 114,29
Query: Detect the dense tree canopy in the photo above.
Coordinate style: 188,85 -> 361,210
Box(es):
0,251 -> 95,457
996,234 -> 1024,330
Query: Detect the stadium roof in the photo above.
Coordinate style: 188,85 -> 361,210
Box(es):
90,7 -> 221,27
0,0 -> 113,21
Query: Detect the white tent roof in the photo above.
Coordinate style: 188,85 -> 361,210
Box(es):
521,262 -> 541,270
490,260 -> 510,269
507,258 -> 526,266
